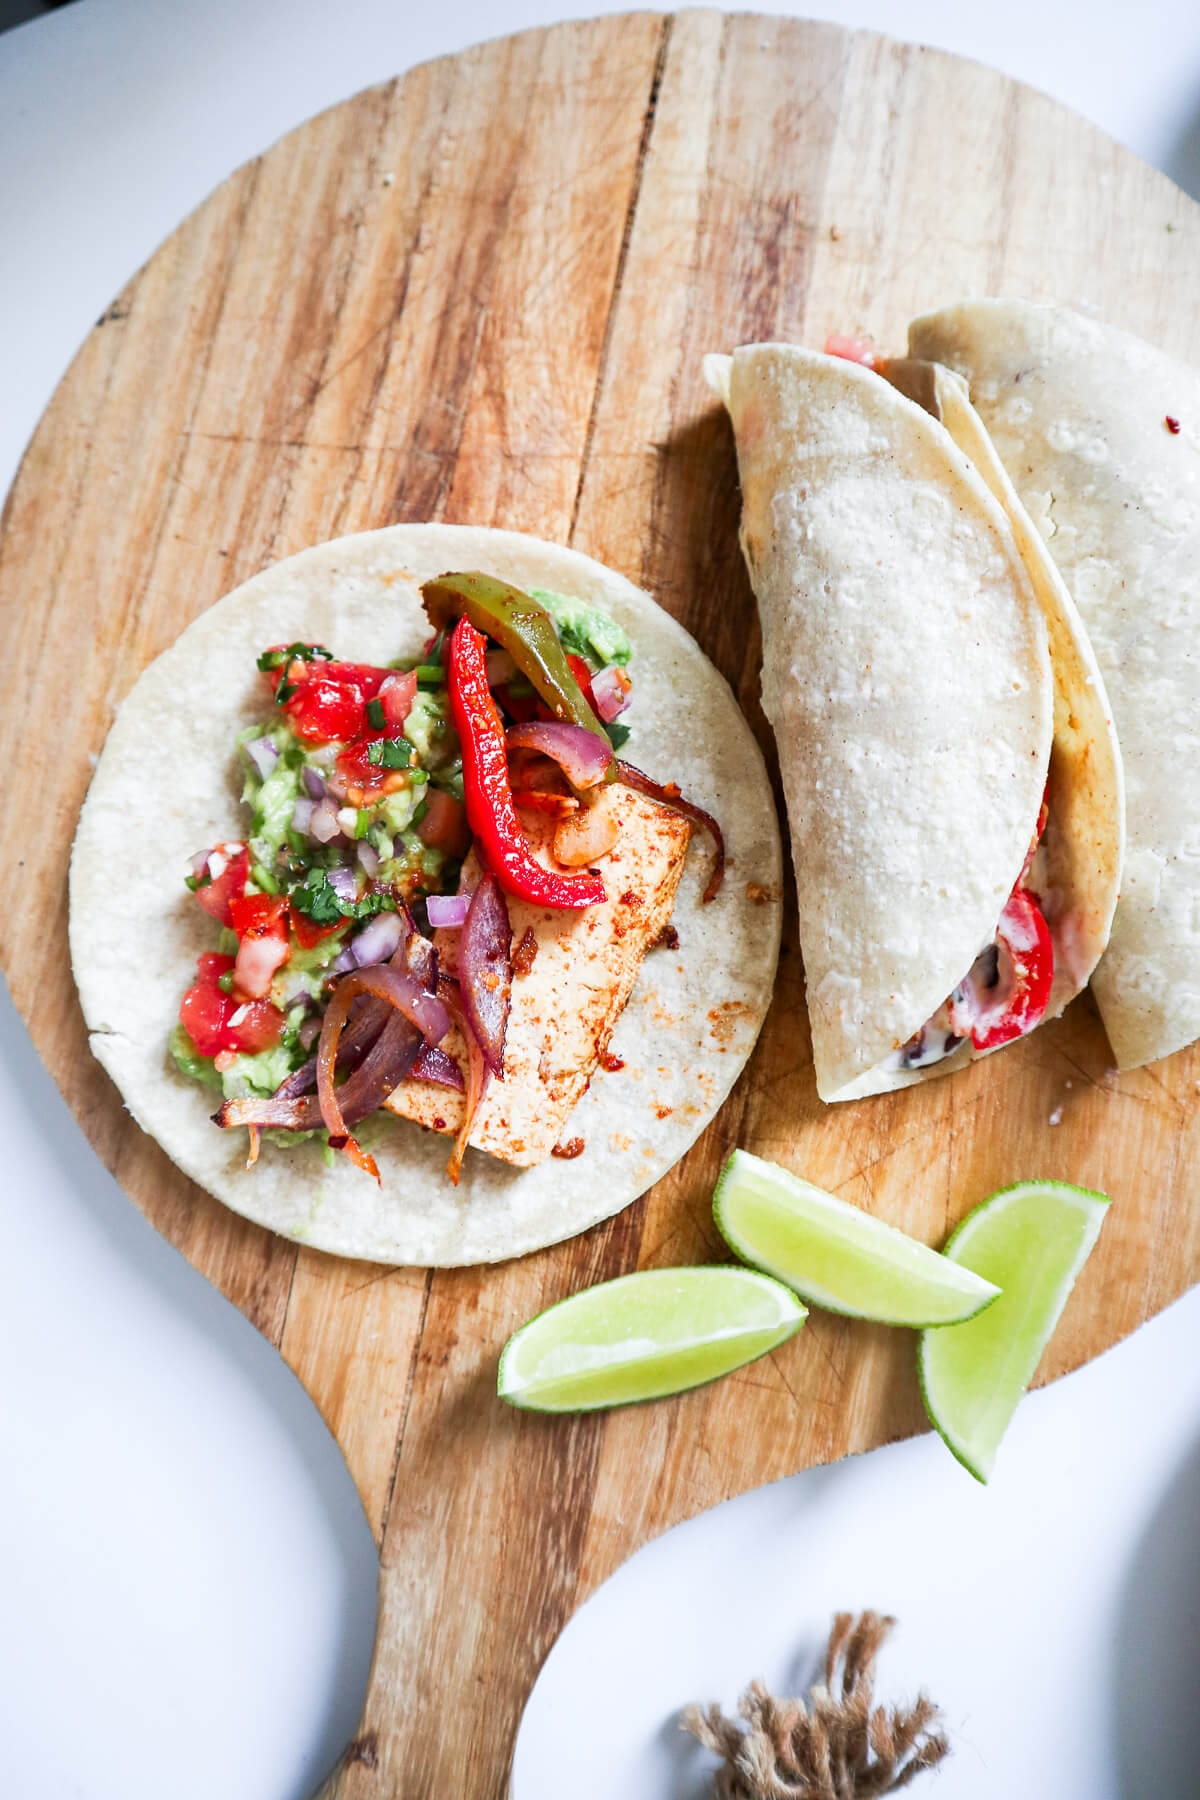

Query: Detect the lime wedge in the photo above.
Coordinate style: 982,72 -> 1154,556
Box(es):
497,1266 -> 806,1412
712,1149 -> 1001,1326
918,1180 -> 1110,1483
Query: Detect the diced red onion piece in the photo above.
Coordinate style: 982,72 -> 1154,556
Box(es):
330,947 -> 357,976
506,722 -> 612,790
357,840 -> 380,878
302,765 -> 327,800
298,1017 -> 322,1050
309,744 -> 338,768
351,911 -> 405,968
291,797 -> 316,835
310,800 -> 342,844
244,735 -> 279,780
591,664 -> 632,723
458,873 -> 512,1079
188,849 -> 210,879
327,864 -> 357,903
426,892 -> 471,929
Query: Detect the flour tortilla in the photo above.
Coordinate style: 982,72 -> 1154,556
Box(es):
910,301 -> 1199,1070
70,526 -> 782,1265
705,343 -> 1120,1101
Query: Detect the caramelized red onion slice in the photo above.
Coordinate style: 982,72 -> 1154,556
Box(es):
506,722 -> 612,790
315,963 -> 451,1179
458,873 -> 512,1080
215,932 -> 448,1161
410,1044 -> 465,1091
615,760 -> 726,903
443,988 -> 490,1186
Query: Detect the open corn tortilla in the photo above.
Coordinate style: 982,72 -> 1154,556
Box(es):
909,300 -> 1199,1071
705,344 -> 1122,1101
69,526 -> 782,1265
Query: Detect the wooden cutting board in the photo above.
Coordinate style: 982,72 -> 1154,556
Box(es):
3,13 -> 1200,1795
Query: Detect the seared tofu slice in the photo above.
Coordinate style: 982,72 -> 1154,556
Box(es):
385,782 -> 690,1165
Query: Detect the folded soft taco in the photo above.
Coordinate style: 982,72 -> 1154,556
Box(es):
908,300 -> 1200,1071
70,525 -> 781,1265
704,343 -> 1123,1102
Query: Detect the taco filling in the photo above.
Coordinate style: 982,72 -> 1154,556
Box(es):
888,795 -> 1053,1070
171,574 -> 723,1182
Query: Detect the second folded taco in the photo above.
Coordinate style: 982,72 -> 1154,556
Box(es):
705,343 -> 1123,1102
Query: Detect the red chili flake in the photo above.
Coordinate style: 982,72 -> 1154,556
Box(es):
654,1105 -> 673,1120
599,1050 -> 625,1073
1166,415 -> 1182,434
551,1137 -> 585,1159
511,927 -> 538,977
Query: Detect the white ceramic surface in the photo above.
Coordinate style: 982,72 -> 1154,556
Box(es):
2,3 -> 1199,1795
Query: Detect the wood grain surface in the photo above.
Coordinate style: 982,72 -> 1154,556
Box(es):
3,14 -> 1200,1796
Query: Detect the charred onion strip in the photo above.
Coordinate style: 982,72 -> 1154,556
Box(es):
615,760 -> 726,903
444,987 -> 490,1187
316,964 -> 451,1180
458,873 -> 512,1080
505,721 -> 612,791
410,1044 -> 466,1091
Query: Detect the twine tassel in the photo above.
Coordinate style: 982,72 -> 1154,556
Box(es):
682,1611 -> 951,1799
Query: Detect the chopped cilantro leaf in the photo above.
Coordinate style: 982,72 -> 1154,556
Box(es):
256,643 -> 333,673
366,698 -> 386,729
366,737 -> 414,769
289,864 -> 397,925
289,867 -> 345,926
607,721 -> 632,752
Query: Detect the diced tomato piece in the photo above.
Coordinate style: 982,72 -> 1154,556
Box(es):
179,953 -> 237,1057
378,669 -> 417,731
417,788 -> 471,857
275,660 -> 393,744
226,998 -> 286,1055
566,652 -> 599,715
229,892 -> 289,941
289,904 -> 346,951
193,843 -> 249,928
234,933 -> 290,1000
228,893 -> 290,998
179,952 -> 286,1059
824,333 -> 880,370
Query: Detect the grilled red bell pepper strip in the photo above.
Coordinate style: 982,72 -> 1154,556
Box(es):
447,618 -> 606,910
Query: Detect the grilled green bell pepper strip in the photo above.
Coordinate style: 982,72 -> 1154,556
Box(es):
447,618 -> 606,911
422,572 -> 614,761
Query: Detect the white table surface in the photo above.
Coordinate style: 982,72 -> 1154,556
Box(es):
2,4 -> 1199,1796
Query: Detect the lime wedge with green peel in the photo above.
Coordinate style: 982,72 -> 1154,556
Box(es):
497,1266 -> 806,1413
712,1149 -> 1001,1326
919,1180 -> 1111,1483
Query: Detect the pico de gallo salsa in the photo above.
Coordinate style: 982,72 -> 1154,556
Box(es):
171,576 -> 723,1181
